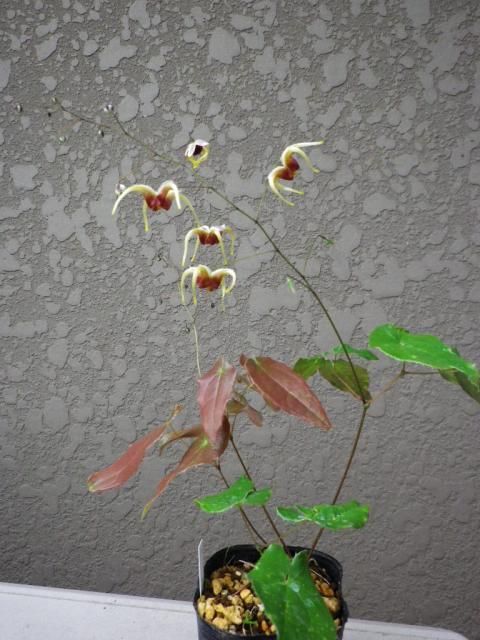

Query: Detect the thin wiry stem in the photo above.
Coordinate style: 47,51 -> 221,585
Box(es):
404,370 -> 441,376
183,306 -> 202,377
61,103 -> 355,400
368,366 -> 405,405
216,464 -> 266,547
229,435 -> 288,553
109,110 -> 181,168
53,99 -> 109,128
54,101 -> 373,549
309,405 -> 369,556
281,273 -> 368,405
309,365 -> 410,555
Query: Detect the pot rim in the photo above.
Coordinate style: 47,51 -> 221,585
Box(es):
194,543 -> 348,640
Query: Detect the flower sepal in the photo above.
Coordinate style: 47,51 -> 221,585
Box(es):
180,265 -> 236,306
268,141 -> 324,206
182,225 -> 235,267
111,180 -> 198,232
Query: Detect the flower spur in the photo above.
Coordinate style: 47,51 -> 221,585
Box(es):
268,141 -> 324,206
182,225 -> 235,267
111,180 -> 199,232
180,265 -> 236,306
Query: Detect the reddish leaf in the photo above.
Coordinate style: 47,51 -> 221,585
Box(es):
158,425 -> 203,453
244,403 -> 263,427
197,357 -> 236,450
142,420 -> 230,519
227,397 -> 263,427
240,355 -> 332,430
87,406 -> 183,492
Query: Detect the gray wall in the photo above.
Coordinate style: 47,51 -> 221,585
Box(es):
1,0 -> 479,637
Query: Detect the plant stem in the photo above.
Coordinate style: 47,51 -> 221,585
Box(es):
229,435 -> 288,552
106,105 -> 364,405
309,405 -> 369,556
309,365 -> 410,556
283,276 -> 368,405
110,111 -> 183,169
404,370 -> 440,375
183,305 -> 202,377
201,185 -> 369,406
216,464 -> 267,547
368,366 -> 405,405
59,104 -> 379,557
62,101 -> 362,404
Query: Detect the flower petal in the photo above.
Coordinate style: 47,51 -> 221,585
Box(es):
268,168 -> 295,206
111,184 -> 156,218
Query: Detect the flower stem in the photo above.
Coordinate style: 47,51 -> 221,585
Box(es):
196,183 -> 369,406
184,305 -> 202,377
57,103 -> 378,557
60,101 -> 363,402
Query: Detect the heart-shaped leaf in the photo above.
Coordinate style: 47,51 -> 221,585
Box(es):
293,356 -> 370,401
277,500 -> 370,530
293,357 -> 323,380
243,488 -> 272,507
87,406 -> 186,492
369,324 -> 479,382
274,506 -> 304,523
249,545 -> 336,640
195,475 -> 271,513
332,344 -> 378,361
316,358 -> 371,401
439,368 -> 480,405
240,355 -> 332,430
294,344 -> 377,381
197,358 -> 236,451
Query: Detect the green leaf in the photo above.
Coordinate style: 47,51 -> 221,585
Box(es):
195,476 -> 253,513
292,357 -> 323,380
439,369 -> 480,405
316,358 -> 371,401
332,344 -> 379,361
195,476 -> 272,513
293,355 -> 372,400
369,324 -> 479,383
249,545 -> 336,640
275,506 -> 305,524
243,488 -> 272,507
277,501 -> 370,530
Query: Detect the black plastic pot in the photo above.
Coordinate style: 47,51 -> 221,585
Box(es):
194,544 -> 348,640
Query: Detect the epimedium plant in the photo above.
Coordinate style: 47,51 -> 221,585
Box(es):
48,97 -> 480,639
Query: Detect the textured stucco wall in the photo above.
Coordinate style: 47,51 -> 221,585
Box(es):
1,0 -> 479,637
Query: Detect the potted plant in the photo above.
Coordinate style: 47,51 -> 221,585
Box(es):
56,100 -> 479,639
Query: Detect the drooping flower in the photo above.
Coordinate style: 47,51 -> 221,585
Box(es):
180,265 -> 236,305
111,180 -> 199,232
268,141 -> 324,206
182,225 -> 235,267
185,139 -> 209,169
